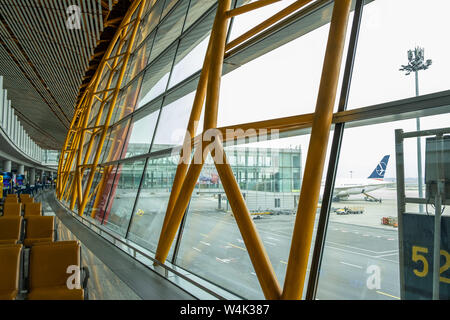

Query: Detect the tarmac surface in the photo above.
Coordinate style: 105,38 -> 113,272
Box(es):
107,186 -> 447,299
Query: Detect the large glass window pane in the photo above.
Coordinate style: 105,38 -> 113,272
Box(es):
227,0 -> 299,43
183,0 -> 216,32
123,34 -> 154,86
175,132 -> 330,299
101,118 -> 131,164
316,114 -> 450,300
347,0 -> 450,109
148,0 -> 189,64
102,160 -> 146,236
134,0 -> 163,50
168,6 -> 214,89
121,100 -> 161,159
112,75 -> 143,124
90,165 -> 119,223
150,91 -> 195,152
137,44 -> 177,109
126,154 -> 180,254
217,23 -> 330,127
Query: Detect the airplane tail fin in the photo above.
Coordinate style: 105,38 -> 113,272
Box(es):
368,155 -> 390,180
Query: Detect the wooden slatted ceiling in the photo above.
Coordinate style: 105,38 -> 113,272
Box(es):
0,0 -> 119,149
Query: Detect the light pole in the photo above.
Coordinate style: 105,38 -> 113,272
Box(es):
400,47 -> 432,213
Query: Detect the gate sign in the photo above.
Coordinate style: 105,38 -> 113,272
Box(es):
402,213 -> 450,299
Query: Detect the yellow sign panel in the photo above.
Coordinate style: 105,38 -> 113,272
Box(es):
0,176 -> 3,199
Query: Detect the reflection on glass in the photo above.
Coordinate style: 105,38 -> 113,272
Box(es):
123,36 -> 154,86
101,119 -> 131,164
121,101 -> 161,159
112,76 -> 143,124
137,44 -> 177,109
218,23 -> 330,127
91,165 -> 119,223
347,0 -> 450,109
126,154 -> 179,253
168,8 -> 212,89
150,91 -> 195,152
102,160 -> 146,236
135,0 -> 162,50
175,133 -> 321,299
149,0 -> 189,64
183,0 -> 216,32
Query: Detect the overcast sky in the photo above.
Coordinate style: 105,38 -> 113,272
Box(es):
135,0 -> 450,180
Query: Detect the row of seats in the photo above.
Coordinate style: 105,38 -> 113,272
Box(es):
0,193 -> 89,300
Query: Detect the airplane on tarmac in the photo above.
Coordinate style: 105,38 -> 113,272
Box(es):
322,155 -> 392,203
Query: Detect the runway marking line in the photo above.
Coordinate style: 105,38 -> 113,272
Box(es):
228,242 -> 246,251
376,290 -> 400,300
340,261 -> 363,269
192,247 -> 202,252
200,241 -> 211,246
280,260 -> 288,265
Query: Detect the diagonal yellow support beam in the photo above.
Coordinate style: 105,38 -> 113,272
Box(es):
155,0 -> 281,300
282,0 -> 352,300
226,0 -> 281,18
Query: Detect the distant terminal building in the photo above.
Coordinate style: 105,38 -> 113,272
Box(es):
117,143 -> 303,213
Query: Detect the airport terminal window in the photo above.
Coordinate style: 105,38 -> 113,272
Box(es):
126,154 -> 180,254
148,0 -> 190,65
149,91 -> 195,152
135,0 -> 163,51
183,0 -> 216,32
137,43 -> 177,109
174,133 -> 332,299
168,25 -> 211,89
102,160 -> 146,236
123,37 -> 153,86
90,165 -> 119,222
217,21 -> 331,128
120,102 -> 161,159
112,76 -> 143,124
346,0 -> 450,110
100,119 -> 131,163
315,114 -> 450,300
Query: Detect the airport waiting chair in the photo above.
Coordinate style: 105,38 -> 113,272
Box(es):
0,217 -> 23,245
2,203 -> 22,217
21,196 -> 33,204
19,194 -> 31,201
0,244 -> 23,300
4,197 -> 18,204
23,216 -> 54,247
24,202 -> 42,218
28,241 -> 88,300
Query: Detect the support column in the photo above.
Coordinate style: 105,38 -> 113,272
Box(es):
30,168 -> 36,185
3,160 -> 11,172
18,165 -> 24,175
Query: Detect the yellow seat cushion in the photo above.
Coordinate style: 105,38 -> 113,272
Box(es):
0,217 -> 22,243
2,203 -> 22,217
24,216 -> 54,246
24,202 -> 41,217
0,239 -> 18,245
4,198 -> 18,203
21,197 -> 34,204
28,286 -> 84,300
0,244 -> 22,300
29,241 -> 81,295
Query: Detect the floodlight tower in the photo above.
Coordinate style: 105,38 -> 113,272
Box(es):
400,47 -> 432,212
